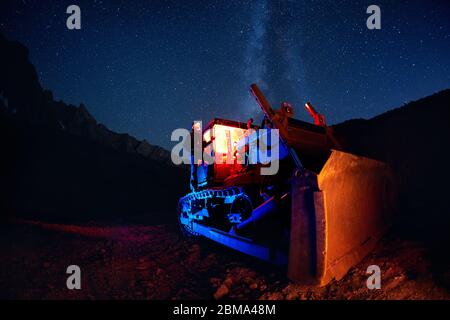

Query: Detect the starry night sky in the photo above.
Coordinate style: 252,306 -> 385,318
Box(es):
1,0 -> 449,149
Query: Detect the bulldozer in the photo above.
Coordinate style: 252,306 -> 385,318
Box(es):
178,84 -> 396,286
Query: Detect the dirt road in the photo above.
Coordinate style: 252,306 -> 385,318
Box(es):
1,220 -> 448,300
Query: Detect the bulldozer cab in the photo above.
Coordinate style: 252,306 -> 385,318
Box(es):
196,118 -> 251,189
195,117 -> 295,190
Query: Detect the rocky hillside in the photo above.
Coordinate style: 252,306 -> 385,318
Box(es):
0,34 -> 171,163
0,34 -> 188,222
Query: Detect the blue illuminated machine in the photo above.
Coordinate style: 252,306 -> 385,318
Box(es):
177,84 -> 396,286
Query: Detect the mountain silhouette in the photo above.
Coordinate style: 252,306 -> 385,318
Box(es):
0,34 -> 188,222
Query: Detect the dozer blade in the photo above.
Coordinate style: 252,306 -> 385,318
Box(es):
288,150 -> 396,286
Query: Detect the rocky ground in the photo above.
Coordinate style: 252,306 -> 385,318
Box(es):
0,219 -> 449,300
